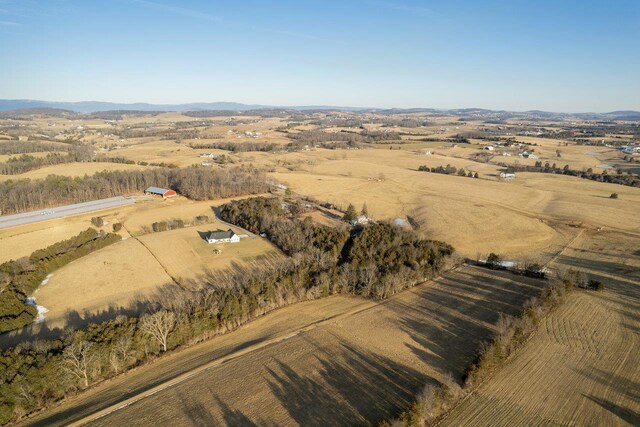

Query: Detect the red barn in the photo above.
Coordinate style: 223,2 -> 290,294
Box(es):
144,187 -> 176,198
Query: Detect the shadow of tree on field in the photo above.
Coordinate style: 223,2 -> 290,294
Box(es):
265,339 -> 433,426
584,394 -> 640,425
176,391 -> 220,426
212,395 -> 259,427
387,267 -> 543,380
574,367 -> 640,403
175,385 -> 261,427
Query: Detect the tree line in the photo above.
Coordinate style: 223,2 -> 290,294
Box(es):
0,197 -> 454,423
219,197 -> 454,298
0,229 -> 121,333
495,161 -> 640,188
0,141 -> 72,155
418,164 -> 479,178
0,146 -> 94,175
0,166 -> 270,215
189,141 -> 284,153
288,129 -> 401,145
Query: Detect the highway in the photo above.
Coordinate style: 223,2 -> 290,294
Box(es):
0,197 -> 136,229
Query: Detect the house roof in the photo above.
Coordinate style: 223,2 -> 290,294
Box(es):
145,186 -> 172,195
207,229 -> 236,240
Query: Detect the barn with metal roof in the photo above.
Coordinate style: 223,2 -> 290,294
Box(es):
144,187 -> 176,198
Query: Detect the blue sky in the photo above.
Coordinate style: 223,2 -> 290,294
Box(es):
0,0 -> 638,111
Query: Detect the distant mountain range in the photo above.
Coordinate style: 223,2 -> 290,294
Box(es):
0,99 -> 638,120
0,99 -> 365,113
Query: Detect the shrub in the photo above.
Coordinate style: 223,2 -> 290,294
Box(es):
91,217 -> 104,227
152,221 -> 168,232
589,279 -> 605,291
486,253 -> 502,269
112,223 -> 122,232
610,192 -> 618,199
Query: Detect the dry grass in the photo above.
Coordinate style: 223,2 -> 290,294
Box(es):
0,207 -> 134,263
0,162 -> 147,182
442,231 -> 640,427
137,224 -> 281,281
250,147 -> 640,259
29,266 -> 543,427
32,238 -> 172,329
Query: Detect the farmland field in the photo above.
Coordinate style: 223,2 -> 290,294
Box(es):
0,161 -> 147,182
1,109 -> 639,427
24,266 -> 544,427
441,231 -> 640,427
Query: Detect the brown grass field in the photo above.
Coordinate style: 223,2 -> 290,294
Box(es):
136,224 -> 280,281
0,162 -> 147,182
2,113 -> 639,426
260,148 -> 638,259
24,266 -> 544,427
27,238 -> 172,328
442,231 -> 640,427
0,204 -> 138,263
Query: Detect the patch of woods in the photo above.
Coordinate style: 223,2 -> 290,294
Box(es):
189,141 -> 284,153
218,197 -> 454,300
0,197 -> 454,424
288,129 -> 401,145
0,144 -> 181,175
495,161 -> 640,188
0,141 -> 71,155
384,267 -> 605,427
0,145 -> 94,175
0,166 -> 270,215
418,165 -> 479,178
0,229 -> 121,334
139,215 -> 212,235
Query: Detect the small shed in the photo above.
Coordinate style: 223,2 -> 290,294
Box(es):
145,187 -> 176,198
207,229 -> 240,244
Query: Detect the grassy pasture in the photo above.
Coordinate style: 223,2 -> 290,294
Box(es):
137,224 -> 281,281
28,238 -> 172,330
0,162 -> 147,182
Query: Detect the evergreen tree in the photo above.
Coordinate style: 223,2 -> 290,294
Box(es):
344,203 -> 358,222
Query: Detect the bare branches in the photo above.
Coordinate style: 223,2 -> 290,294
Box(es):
139,310 -> 177,352
61,340 -> 99,388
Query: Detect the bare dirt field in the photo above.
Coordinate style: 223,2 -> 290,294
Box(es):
24,266 -> 544,426
441,231 -> 640,427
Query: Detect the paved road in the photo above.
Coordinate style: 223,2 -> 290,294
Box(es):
0,197 -> 136,229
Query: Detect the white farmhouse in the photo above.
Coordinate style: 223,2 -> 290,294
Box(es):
206,229 -> 240,244
500,171 -> 516,180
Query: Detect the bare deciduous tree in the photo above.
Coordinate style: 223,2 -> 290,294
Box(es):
140,310 -> 176,352
62,340 -> 98,388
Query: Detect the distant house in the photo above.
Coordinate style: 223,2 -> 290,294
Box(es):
206,229 -> 240,244
144,187 -> 176,198
500,172 -> 516,180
